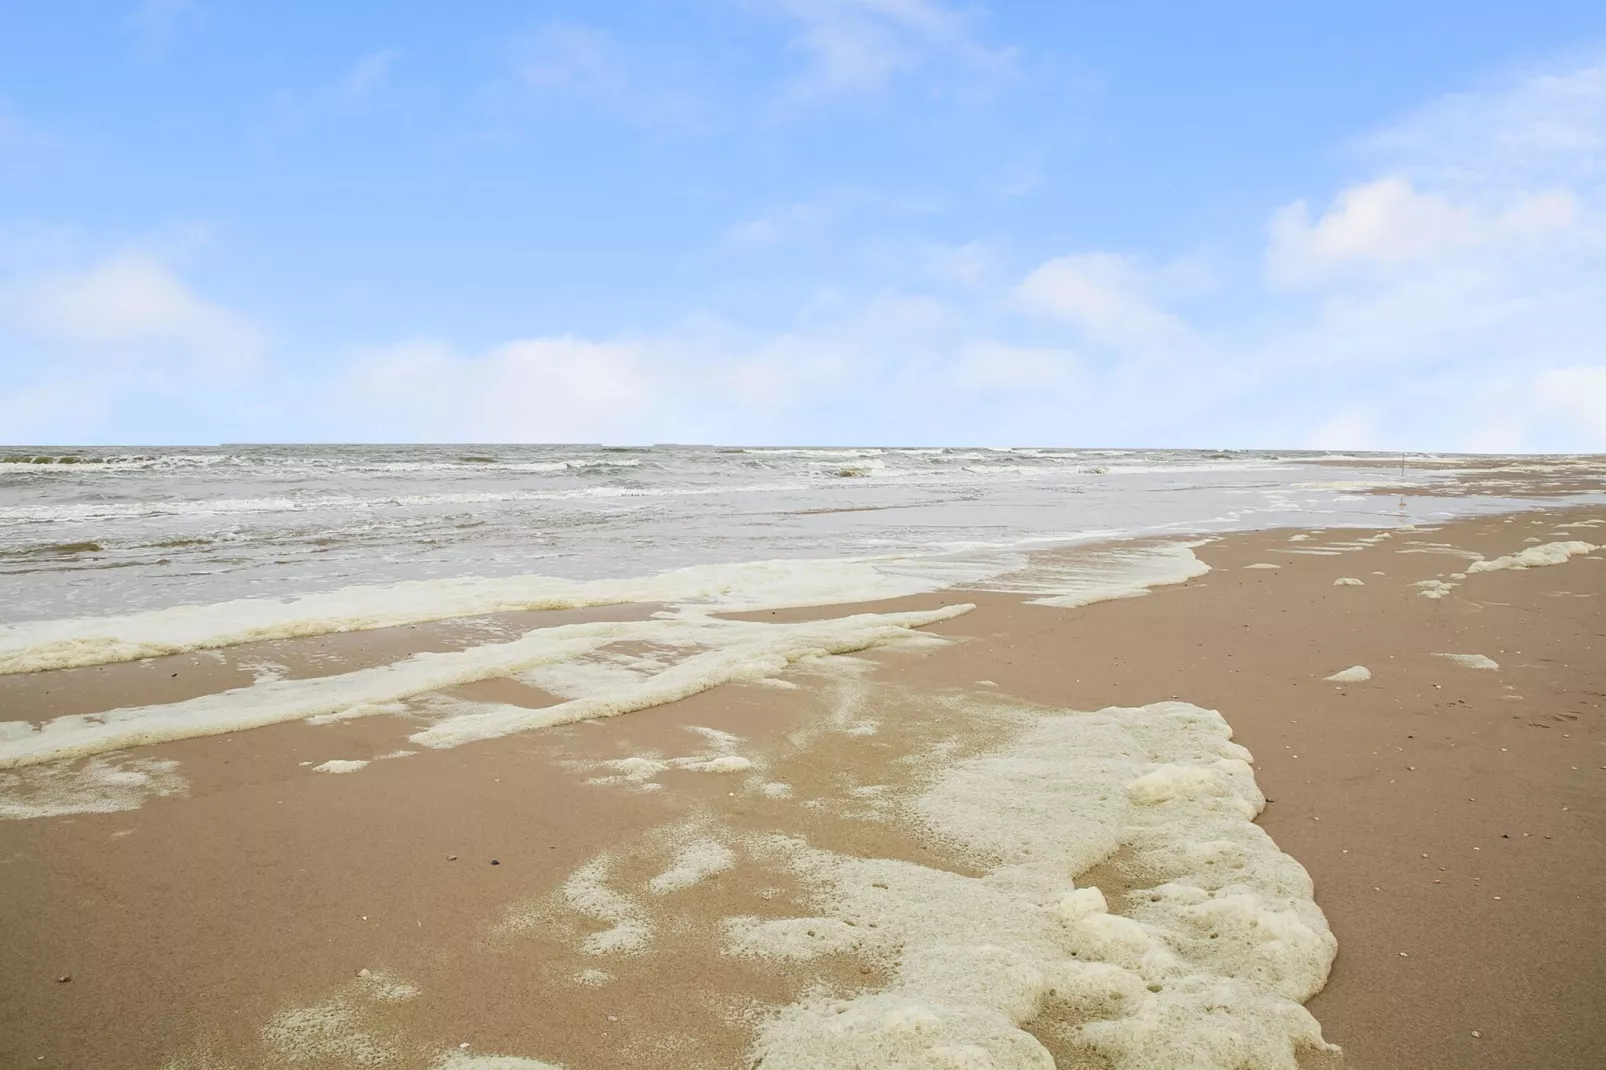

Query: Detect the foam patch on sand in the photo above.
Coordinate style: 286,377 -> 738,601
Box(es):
517,648 -> 678,700
409,606 -> 971,753
1324,666 -> 1371,683
649,838 -> 737,894
742,700 -> 1337,1068
1011,542 -> 1210,609
1466,540 -> 1598,573
1243,563 -> 1280,570
305,700 -> 410,726
1412,579 -> 1456,599
578,726 -> 761,790
0,605 -> 969,770
1332,578 -> 1364,586
563,856 -> 654,954
0,755 -> 186,820
1434,653 -> 1499,670
1396,543 -> 1482,560
313,759 -> 370,774
726,914 -> 865,960
169,967 -> 567,1070
259,969 -> 419,1066
0,557 -> 968,676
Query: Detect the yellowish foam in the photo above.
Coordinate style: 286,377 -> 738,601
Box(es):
0,606 -> 970,770
1466,540 -> 1597,573
744,700 -> 1337,1068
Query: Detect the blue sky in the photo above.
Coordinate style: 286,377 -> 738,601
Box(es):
3,1 -> 1605,449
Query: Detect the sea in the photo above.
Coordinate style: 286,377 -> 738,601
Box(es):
0,444 -> 1585,627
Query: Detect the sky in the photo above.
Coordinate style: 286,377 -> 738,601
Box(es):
2,1 -> 1605,450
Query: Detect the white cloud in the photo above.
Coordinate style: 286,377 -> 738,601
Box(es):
771,0 -> 1015,98
1231,51 -> 1606,451
1267,177 -> 1580,285
517,23 -> 621,100
0,380 -> 105,443
1300,411 -> 1384,452
253,49 -> 409,145
1364,54 -> 1606,190
504,22 -> 708,129
723,190 -> 946,253
342,50 -> 403,99
1015,253 -> 1187,348
0,250 -> 266,442
8,252 -> 262,367
11,48 -> 1606,452
952,341 -> 1076,393
334,338 -> 658,443
723,198 -> 838,248
130,0 -> 198,56
1532,365 -> 1606,441
1268,178 -> 1471,277
924,241 -> 996,288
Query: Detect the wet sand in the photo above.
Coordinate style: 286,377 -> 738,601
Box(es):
2,505 -> 1603,1068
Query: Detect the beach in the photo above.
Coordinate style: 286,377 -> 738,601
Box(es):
2,451 -> 1604,1069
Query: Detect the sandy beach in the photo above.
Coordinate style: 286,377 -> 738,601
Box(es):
12,2 -> 1606,1063
3,503 -> 1604,1069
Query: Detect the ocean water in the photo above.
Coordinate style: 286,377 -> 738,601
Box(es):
0,444 -> 1567,625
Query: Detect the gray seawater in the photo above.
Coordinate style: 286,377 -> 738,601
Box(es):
0,444 -> 1552,624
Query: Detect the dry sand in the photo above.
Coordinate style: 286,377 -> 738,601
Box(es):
2,505 -> 1603,1068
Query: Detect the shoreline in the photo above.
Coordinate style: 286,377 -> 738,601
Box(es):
1,503 -> 1602,1067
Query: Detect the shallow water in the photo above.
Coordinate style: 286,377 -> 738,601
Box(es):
0,444 -> 1572,623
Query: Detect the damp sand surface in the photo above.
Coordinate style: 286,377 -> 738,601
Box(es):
1,509 -> 1603,1068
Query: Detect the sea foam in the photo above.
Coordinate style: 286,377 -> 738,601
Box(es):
0,606 -> 971,770
1466,540 -> 1597,573
745,700 -> 1338,1068
991,541 -> 1210,609
0,558 -> 953,676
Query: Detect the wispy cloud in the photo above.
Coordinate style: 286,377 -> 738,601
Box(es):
251,49 -> 408,147
770,0 -> 1015,99
1362,51 -> 1606,189
1015,253 -> 1188,349
1242,51 -> 1606,450
516,23 -> 621,101
505,21 -> 707,129
7,251 -> 263,367
1266,177 -> 1577,285
493,4 -> 1017,134
0,248 -> 264,441
129,0 -> 198,58
722,189 -> 942,250
9,43 -> 1606,451
335,337 -> 655,443
341,49 -> 403,100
